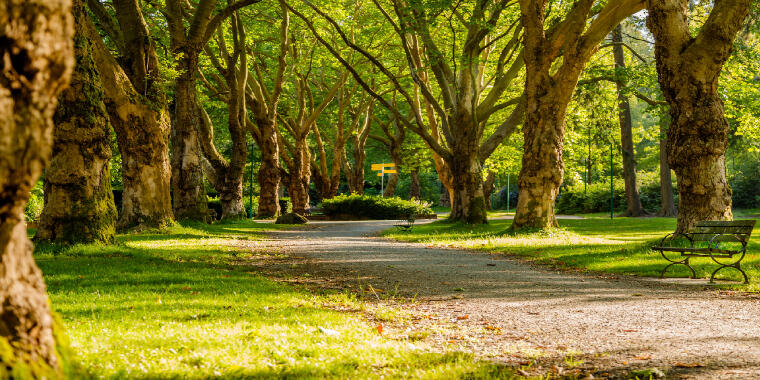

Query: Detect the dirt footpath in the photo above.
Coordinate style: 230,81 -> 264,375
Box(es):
252,220 -> 760,379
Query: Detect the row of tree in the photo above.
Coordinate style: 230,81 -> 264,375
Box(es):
0,0 -> 755,373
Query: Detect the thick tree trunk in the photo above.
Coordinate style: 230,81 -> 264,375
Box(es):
285,139 -> 311,215
646,0 -> 749,232
658,123 -> 677,217
86,11 -> 173,229
512,104 -> 564,229
612,24 -> 645,217
172,59 -> 208,221
36,8 -> 117,244
219,176 -> 244,219
0,0 -> 74,373
447,151 -> 487,224
410,169 -> 421,200
256,121 -> 281,218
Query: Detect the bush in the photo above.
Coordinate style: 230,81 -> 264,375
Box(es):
556,173 -> 674,214
25,181 -> 44,222
321,194 -> 434,220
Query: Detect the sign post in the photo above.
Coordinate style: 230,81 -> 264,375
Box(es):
372,163 -> 396,197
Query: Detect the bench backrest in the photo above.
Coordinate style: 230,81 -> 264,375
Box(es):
691,220 -> 756,243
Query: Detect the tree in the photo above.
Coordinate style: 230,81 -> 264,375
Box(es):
244,0 -> 290,218
511,0 -> 644,230
87,0 -> 174,229
279,63 -> 345,213
611,24 -> 645,217
198,12 -> 250,220
646,0 -> 751,232
165,0 -> 261,221
290,0 -> 526,224
339,84 -> 375,196
0,0 -> 74,373
370,104 -> 407,197
36,1 -> 118,244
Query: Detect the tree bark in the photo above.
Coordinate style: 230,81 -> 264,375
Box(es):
36,4 -> 117,244
171,54 -> 209,221
448,146 -> 487,224
284,138 -> 311,215
87,0 -> 174,229
409,169 -> 421,200
255,121 -> 281,217
646,0 -> 750,232
483,171 -> 497,211
657,119 -> 677,217
0,0 -> 74,373
612,24 -> 645,217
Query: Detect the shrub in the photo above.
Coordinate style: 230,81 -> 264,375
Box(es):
556,173 -> 675,214
321,194 -> 434,219
25,181 -> 44,222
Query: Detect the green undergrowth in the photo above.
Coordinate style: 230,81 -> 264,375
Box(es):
384,216 -> 760,291
34,220 -> 510,379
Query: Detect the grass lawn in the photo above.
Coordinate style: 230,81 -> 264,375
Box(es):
384,215 -> 760,291
33,220 -> 511,379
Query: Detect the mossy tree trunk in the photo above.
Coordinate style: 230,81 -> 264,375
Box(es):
646,0 -> 750,233
0,0 -> 74,374
36,2 -> 117,244
87,0 -> 174,229
657,117 -> 677,217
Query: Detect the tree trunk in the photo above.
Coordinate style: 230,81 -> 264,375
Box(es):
512,102 -> 564,229
36,7 -> 117,244
285,139 -> 311,215
86,9 -> 173,230
658,122 -> 677,217
410,169 -> 421,200
483,171 -> 496,211
448,151 -> 487,224
255,120 -> 281,218
171,56 -> 209,221
612,24 -> 645,217
646,0 -> 750,232
0,0 -> 74,373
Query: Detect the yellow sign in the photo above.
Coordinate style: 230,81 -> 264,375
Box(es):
377,172 -> 383,176
371,164 -> 384,170
384,169 -> 397,174
384,163 -> 396,168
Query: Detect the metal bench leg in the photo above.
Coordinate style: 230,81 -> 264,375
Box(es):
710,262 -> 749,284
660,257 -> 696,279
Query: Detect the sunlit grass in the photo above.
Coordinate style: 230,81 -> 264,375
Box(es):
384,215 -> 760,291
35,220 -> 511,379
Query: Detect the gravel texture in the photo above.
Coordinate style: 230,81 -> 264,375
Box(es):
253,220 -> 760,379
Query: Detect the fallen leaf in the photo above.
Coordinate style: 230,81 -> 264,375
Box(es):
456,315 -> 469,320
622,329 -> 638,332
634,354 -> 652,360
376,323 -> 383,334
181,286 -> 192,291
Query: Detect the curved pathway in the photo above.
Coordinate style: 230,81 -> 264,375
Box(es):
254,220 -> 760,379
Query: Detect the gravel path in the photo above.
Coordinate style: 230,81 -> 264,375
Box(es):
254,220 -> 760,379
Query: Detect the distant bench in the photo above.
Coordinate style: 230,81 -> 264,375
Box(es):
394,214 -> 415,231
652,220 -> 756,284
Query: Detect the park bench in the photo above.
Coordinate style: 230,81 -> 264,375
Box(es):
652,220 -> 756,284
394,214 -> 415,231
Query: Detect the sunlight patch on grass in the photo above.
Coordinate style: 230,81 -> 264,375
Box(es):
35,220 -> 509,379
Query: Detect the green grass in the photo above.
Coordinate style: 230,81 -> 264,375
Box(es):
384,216 -> 760,291
36,220 -> 512,379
